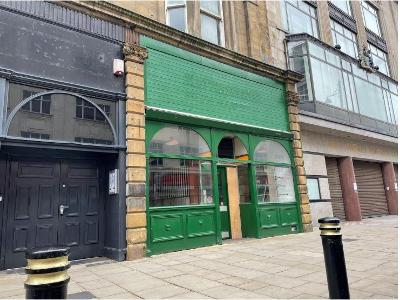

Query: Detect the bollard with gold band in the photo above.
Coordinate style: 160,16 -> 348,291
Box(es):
25,247 -> 70,299
318,217 -> 350,299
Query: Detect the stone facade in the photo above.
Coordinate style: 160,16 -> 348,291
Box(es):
286,86 -> 312,233
124,43 -> 148,260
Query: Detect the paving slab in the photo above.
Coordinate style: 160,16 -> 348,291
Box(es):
0,216 -> 397,299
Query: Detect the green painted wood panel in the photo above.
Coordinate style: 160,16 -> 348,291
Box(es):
141,36 -> 289,132
257,203 -> 300,237
149,207 -> 217,255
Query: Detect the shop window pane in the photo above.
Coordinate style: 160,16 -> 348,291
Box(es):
310,57 -> 347,109
306,178 -> 320,200
238,164 -> 250,203
149,158 -> 213,207
150,126 -> 211,157
254,140 -> 290,164
354,77 -> 388,122
168,7 -> 186,32
390,93 -> 398,124
308,42 -> 325,60
7,83 -> 116,145
201,14 -> 220,45
288,41 -> 307,56
256,165 -> 295,203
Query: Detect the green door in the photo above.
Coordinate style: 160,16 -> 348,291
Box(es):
217,166 -> 230,239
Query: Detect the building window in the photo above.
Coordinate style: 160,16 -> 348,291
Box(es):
21,90 -> 51,115
331,0 -> 352,16
287,38 -> 398,125
361,0 -> 382,37
281,1 -> 319,38
307,178 -> 321,201
75,98 -> 110,122
149,125 -> 213,207
330,19 -> 358,58
200,0 -> 224,45
21,131 -> 50,140
166,0 -> 187,32
254,140 -> 295,203
369,43 -> 390,76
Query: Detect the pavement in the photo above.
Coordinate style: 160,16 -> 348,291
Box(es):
0,215 -> 397,299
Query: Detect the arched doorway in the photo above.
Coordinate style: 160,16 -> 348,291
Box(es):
216,136 -> 249,240
2,85 -> 119,268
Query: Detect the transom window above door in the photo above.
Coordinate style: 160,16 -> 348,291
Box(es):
149,125 -> 211,157
5,83 -> 117,146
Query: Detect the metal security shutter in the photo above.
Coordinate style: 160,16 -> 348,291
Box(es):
354,160 -> 388,218
326,157 -> 346,220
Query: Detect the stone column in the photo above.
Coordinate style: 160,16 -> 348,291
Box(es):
351,1 -> 368,50
286,86 -> 312,232
382,162 -> 398,215
123,43 -> 148,260
316,1 -> 333,45
338,157 -> 362,221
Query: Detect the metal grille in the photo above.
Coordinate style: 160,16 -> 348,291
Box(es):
326,157 -> 346,220
354,160 -> 388,218
0,1 -> 125,42
150,166 -> 190,201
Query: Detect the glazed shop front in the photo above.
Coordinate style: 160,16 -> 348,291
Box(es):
140,37 -> 304,255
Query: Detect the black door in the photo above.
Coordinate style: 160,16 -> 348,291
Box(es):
5,159 -> 104,269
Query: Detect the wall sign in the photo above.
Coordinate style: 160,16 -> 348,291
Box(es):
353,182 -> 358,192
109,169 -> 119,195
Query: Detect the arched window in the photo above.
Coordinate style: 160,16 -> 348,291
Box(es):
149,126 -> 211,157
149,125 -> 213,207
5,85 -> 117,145
254,140 -> 290,163
253,140 -> 295,203
217,136 -> 248,160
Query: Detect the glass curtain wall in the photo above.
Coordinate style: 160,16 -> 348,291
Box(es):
288,39 -> 398,125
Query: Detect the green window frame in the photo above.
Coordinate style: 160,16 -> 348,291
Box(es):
147,123 -> 214,208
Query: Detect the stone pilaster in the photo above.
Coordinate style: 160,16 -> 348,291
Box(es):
123,43 -> 148,260
286,85 -> 312,232
316,1 -> 333,46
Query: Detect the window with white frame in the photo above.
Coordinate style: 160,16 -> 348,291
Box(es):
361,0 -> 382,36
331,0 -> 352,16
166,0 -> 187,32
330,19 -> 358,58
369,43 -> 390,76
200,0 -> 224,46
281,1 -> 319,38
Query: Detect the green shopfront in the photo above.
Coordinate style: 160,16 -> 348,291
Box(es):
141,36 -> 304,255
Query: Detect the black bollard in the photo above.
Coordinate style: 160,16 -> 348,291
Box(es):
25,247 -> 71,299
318,217 -> 350,299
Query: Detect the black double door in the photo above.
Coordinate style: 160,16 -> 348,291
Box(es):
4,159 -> 104,269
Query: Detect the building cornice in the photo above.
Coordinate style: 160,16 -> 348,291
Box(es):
70,1 -> 303,84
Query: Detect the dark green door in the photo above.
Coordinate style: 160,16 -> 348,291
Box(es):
217,166 -> 230,239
